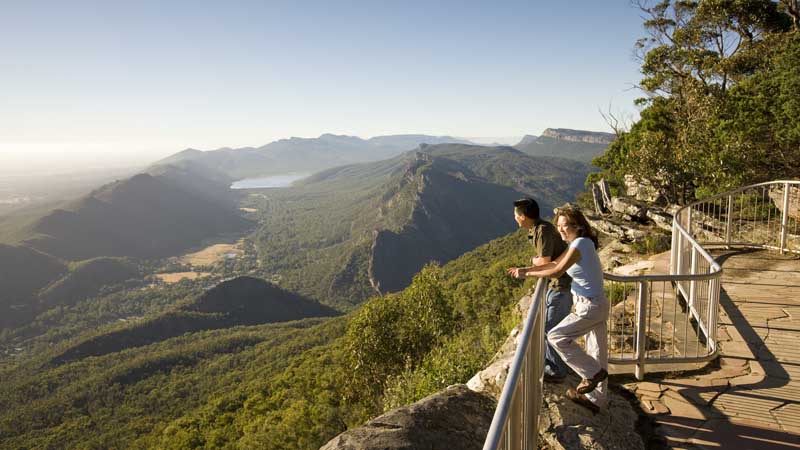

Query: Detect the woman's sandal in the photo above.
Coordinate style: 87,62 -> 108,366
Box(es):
576,368 -> 607,394
565,387 -> 600,414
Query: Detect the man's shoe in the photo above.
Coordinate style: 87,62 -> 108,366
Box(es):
566,388 -> 600,414
576,368 -> 607,394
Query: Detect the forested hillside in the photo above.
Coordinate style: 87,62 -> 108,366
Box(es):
24,167 -> 251,260
247,144 -> 591,308
0,244 -> 67,329
50,276 -> 338,365
0,227 -> 536,450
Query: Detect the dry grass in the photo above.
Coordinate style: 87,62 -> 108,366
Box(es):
178,239 -> 245,266
154,272 -> 212,283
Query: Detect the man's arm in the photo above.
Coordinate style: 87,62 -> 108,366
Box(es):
532,256 -> 551,267
523,247 -> 580,278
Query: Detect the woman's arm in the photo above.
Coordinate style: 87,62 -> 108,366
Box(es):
525,246 -> 581,278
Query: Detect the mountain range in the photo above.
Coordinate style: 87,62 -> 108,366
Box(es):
155,133 -> 475,179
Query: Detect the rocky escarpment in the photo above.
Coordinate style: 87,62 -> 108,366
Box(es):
320,385 -> 495,450
541,128 -> 615,145
369,156 -> 521,293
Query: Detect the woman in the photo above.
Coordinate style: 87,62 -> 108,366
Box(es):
508,206 -> 608,413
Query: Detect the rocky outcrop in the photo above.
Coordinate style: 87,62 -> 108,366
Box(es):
541,128 -> 615,145
588,216 -> 647,242
624,175 -> 665,204
320,385 -> 495,450
611,197 -> 648,222
539,377 -> 644,450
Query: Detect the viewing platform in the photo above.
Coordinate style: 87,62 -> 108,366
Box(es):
625,249 -> 800,449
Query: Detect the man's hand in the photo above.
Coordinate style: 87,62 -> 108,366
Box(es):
506,267 -> 526,279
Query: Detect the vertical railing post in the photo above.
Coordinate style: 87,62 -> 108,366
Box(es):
725,194 -> 733,247
527,300 -> 544,449
687,207 -> 693,237
508,385 -> 521,450
689,248 -> 697,309
670,219 -> 678,275
706,277 -> 719,354
780,182 -> 790,254
522,351 -> 533,450
635,280 -> 648,381
675,229 -> 684,276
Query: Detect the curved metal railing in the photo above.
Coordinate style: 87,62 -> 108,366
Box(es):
483,180 -> 799,449
605,180 -> 799,380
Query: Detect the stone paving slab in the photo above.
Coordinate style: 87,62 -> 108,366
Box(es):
621,250 -> 800,449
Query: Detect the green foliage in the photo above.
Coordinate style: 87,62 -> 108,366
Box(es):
630,233 -> 672,255
605,281 -> 636,307
343,265 -> 454,402
593,2 -> 800,203
0,227 -> 536,450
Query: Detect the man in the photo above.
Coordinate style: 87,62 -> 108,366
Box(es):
507,198 -> 573,382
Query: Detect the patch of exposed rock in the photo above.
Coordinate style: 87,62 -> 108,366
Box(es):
539,375 -> 644,450
624,175 -> 665,204
581,181 -> 678,271
319,385 -> 495,450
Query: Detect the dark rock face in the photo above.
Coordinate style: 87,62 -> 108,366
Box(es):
320,385 -> 496,450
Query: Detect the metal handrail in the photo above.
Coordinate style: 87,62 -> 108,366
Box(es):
483,180 -> 799,449
482,278 -> 547,450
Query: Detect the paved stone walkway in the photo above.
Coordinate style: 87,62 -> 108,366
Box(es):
623,249 -> 800,450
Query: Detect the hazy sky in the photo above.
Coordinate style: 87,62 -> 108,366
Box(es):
1,1 -> 645,175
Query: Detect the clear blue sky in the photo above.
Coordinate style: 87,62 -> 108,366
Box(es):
1,0 -> 645,174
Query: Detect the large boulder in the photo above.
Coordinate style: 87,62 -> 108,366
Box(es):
624,175 -> 664,204
611,197 -> 648,221
319,385 -> 495,450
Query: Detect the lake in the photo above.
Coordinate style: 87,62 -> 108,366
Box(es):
230,173 -> 310,189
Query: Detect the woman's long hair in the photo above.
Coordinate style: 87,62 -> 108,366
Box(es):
555,206 -> 599,249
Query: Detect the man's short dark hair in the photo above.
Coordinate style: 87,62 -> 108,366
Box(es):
514,197 -> 539,220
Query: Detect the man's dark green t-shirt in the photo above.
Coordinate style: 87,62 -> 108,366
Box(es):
529,219 -> 572,291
